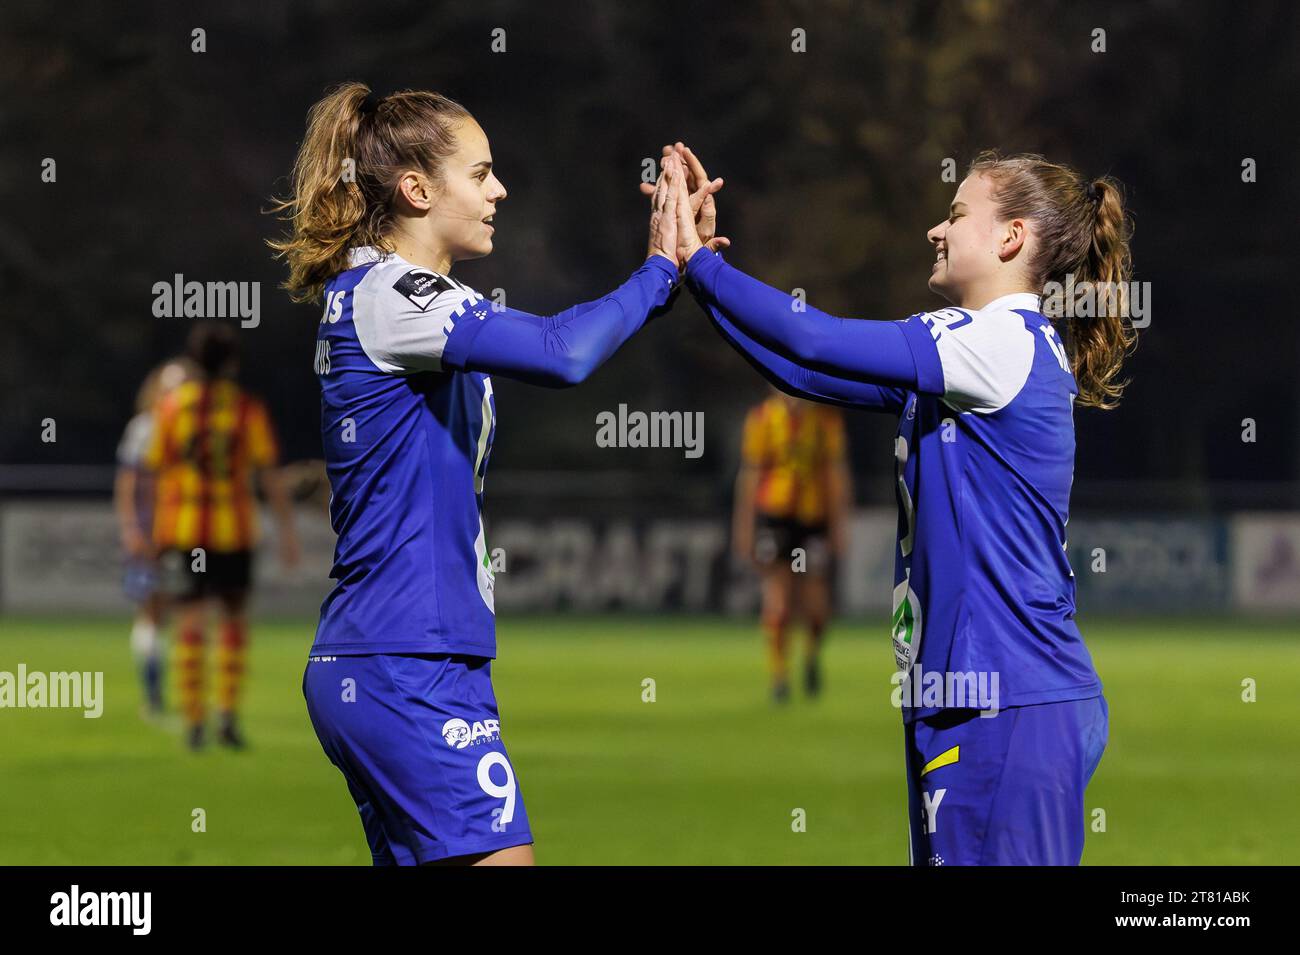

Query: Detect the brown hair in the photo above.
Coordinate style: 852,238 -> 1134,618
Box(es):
968,151 -> 1136,409
267,82 -> 471,303
186,320 -> 240,378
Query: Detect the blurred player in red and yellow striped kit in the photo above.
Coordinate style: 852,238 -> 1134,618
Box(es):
734,389 -> 851,702
114,356 -> 194,717
145,321 -> 300,749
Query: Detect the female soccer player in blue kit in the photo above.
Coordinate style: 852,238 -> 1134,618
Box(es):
659,144 -> 1132,865
269,85 -> 704,865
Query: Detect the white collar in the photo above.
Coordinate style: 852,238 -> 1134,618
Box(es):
978,291 -> 1042,314
347,245 -> 403,268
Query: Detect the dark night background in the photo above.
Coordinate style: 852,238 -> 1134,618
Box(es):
3,0 -> 1298,513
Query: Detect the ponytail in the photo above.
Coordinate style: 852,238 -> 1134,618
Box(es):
1070,177 -> 1135,409
267,82 -> 471,303
968,152 -> 1136,409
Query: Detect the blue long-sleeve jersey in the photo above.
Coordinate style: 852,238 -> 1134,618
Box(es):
686,247 -> 1101,719
311,247 -> 677,657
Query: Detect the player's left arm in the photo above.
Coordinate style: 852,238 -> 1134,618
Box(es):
248,400 -> 300,569
441,256 -> 679,387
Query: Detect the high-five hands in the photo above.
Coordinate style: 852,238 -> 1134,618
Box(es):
646,153 -> 683,265
671,156 -> 704,263
643,143 -> 731,270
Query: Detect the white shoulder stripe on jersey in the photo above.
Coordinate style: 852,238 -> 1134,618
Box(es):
350,255 -> 481,375
926,298 -> 1036,414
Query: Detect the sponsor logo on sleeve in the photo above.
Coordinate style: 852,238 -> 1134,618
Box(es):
393,269 -> 456,311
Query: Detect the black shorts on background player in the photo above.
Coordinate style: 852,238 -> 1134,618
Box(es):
754,515 -> 831,573
159,548 -> 253,601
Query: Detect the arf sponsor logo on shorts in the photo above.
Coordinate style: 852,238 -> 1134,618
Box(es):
441,717 -> 501,749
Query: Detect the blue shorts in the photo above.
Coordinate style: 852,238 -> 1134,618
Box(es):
123,558 -> 160,603
302,653 -> 533,865
904,695 -> 1108,866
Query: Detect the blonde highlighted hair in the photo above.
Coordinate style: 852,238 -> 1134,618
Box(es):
267,82 -> 471,303
135,357 -> 195,414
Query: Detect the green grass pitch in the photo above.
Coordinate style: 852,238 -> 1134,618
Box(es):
1,613 -> 1296,865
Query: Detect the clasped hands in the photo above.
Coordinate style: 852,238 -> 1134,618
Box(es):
644,142 -> 731,272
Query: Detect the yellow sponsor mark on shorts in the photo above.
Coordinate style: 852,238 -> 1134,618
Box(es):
920,745 -> 960,777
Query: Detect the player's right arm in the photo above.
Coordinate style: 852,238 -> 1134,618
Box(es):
113,418 -> 147,555
131,403 -> 177,556
113,466 -> 146,557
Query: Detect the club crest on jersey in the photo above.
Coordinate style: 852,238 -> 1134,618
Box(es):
441,717 -> 501,749
393,269 -> 455,311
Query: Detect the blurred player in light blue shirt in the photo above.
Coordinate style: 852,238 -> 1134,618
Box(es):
114,356 -> 193,719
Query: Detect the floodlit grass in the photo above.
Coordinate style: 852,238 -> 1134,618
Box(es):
1,613 -> 1295,864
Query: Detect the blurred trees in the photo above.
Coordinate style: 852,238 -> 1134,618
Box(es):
2,0 -> 1297,504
